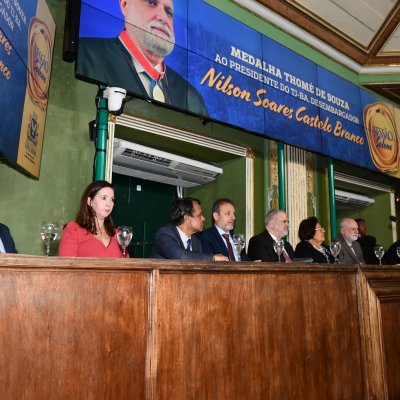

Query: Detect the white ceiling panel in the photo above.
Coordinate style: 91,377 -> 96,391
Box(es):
380,23 -> 400,54
288,0 -> 398,47
243,0 -> 400,102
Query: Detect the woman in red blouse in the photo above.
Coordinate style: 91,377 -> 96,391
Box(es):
59,180 -> 128,257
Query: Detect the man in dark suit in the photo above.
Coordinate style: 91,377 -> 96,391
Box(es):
355,218 -> 378,264
76,0 -> 207,116
247,209 -> 295,262
334,218 -> 365,264
197,198 -> 247,261
151,197 -> 228,261
383,240 -> 400,265
0,223 -> 18,253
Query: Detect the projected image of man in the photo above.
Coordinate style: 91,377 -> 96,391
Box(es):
123,0 -> 175,62
77,0 -> 208,116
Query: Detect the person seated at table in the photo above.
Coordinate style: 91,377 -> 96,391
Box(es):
151,197 -> 228,261
383,240 -> 400,265
355,218 -> 378,264
59,180 -> 127,258
295,217 -> 335,263
197,198 -> 248,261
0,222 -> 18,253
247,209 -> 295,262
334,218 -> 365,265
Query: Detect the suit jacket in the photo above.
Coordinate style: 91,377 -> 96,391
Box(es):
77,37 -> 208,116
295,240 -> 335,264
383,240 -> 400,265
0,223 -> 17,253
357,234 -> 378,264
247,230 -> 295,262
196,225 -> 248,261
334,234 -> 365,265
151,224 -> 213,260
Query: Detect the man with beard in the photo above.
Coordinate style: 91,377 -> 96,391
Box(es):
197,198 -> 248,261
77,0 -> 208,115
247,209 -> 295,262
334,218 -> 365,265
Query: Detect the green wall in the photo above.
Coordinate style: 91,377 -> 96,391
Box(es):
0,1 -> 97,255
188,158 -> 247,234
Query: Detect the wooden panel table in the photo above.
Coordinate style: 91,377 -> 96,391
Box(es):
0,255 -> 399,399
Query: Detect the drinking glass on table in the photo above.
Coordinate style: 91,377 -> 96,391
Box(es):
329,241 -> 341,264
273,239 -> 285,262
374,245 -> 385,265
40,221 -> 59,256
117,226 -> 133,258
232,233 -> 245,261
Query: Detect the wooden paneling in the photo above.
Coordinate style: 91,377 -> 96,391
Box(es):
0,263 -> 149,399
360,267 -> 400,400
0,255 -> 399,399
381,301 -> 400,399
156,271 -> 364,400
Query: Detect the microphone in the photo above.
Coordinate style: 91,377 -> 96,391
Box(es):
389,215 -> 398,223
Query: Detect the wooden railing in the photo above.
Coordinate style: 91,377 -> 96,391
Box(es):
0,254 -> 399,399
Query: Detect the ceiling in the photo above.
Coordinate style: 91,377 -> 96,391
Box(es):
234,0 -> 400,103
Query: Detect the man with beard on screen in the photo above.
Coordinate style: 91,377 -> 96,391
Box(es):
77,0 -> 208,115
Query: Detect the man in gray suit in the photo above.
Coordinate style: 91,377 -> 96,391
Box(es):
151,197 -> 228,261
335,218 -> 365,264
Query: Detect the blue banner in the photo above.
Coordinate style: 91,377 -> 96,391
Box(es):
77,0 -> 400,177
0,0 -> 55,177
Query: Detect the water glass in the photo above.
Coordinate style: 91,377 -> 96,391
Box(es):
117,226 -> 133,258
329,241 -> 341,264
273,239 -> 285,262
232,233 -> 245,261
374,245 -> 385,266
40,221 -> 59,256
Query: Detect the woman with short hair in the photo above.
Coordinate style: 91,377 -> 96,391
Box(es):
295,216 -> 334,263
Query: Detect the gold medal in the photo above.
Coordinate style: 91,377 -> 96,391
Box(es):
28,17 -> 52,109
363,102 -> 399,172
152,83 -> 165,103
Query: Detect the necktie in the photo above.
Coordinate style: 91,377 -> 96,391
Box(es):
186,238 -> 191,252
118,30 -> 166,103
150,79 -> 165,102
282,247 -> 293,263
222,234 -> 235,261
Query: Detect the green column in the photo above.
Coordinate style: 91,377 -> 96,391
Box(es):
328,157 -> 337,238
264,140 -> 269,214
94,92 -> 108,181
277,141 -> 286,212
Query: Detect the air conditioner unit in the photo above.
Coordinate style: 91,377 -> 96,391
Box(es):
335,189 -> 375,210
112,139 -> 223,187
